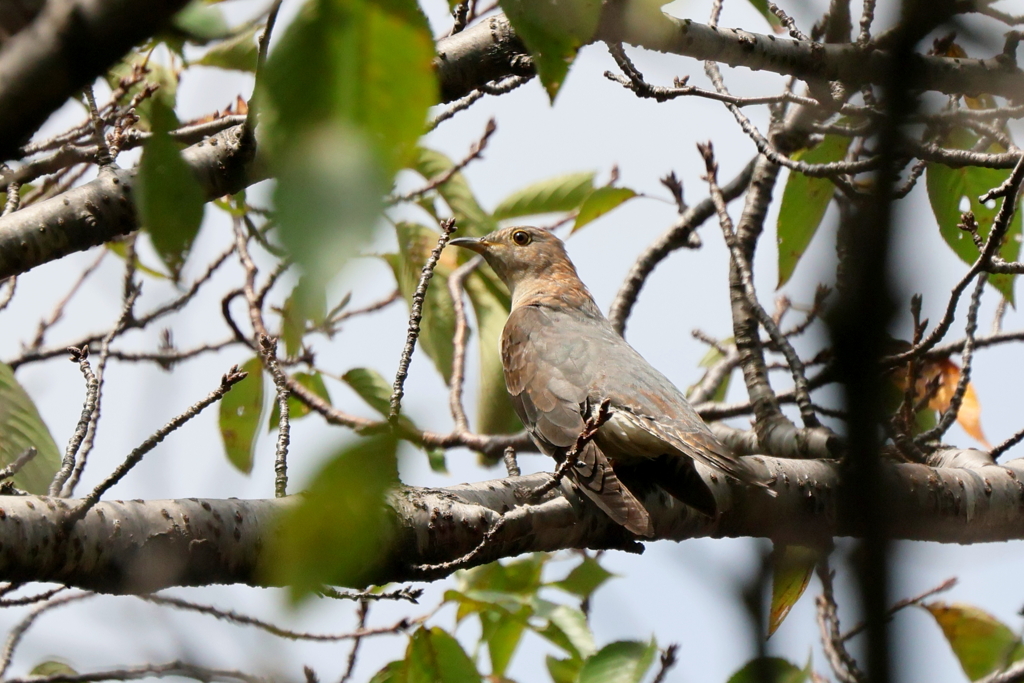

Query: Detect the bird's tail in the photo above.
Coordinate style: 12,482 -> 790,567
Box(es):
567,441 -> 654,537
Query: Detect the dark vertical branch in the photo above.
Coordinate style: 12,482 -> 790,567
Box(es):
829,5 -> 949,682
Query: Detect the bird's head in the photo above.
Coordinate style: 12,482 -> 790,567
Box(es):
449,226 -> 579,296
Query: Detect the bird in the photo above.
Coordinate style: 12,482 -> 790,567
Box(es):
450,225 -> 764,537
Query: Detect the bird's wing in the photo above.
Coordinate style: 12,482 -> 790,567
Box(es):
503,305 -> 653,536
502,304 -> 591,449
613,406 -> 758,485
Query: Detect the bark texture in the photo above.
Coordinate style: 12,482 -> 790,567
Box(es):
0,453 -> 1021,594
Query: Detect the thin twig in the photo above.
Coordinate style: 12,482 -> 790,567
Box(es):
414,515 -> 509,573
0,593 -> 94,679
990,425 -> 1024,460
0,277 -> 15,311
66,366 -> 249,525
885,153 -> 1024,366
259,336 -> 291,497
503,446 -> 521,477
139,595 -> 408,642
609,158 -> 757,334
243,0 -> 283,140
391,121 -> 495,203
50,347 -> 98,497
318,586 -> 422,603
339,600 -> 370,683
3,661 -> 269,683
82,86 -> 112,166
815,565 -> 866,683
0,586 -> 67,607
915,273 -> 985,445
0,448 -> 36,483
61,277 -> 142,497
839,577 -> 957,642
651,645 -> 680,683
447,256 -> 482,432
389,219 -> 457,423
529,399 -> 611,500
698,142 -> 821,429
30,249 -> 107,350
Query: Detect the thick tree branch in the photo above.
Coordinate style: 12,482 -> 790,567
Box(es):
0,125 -> 263,280
446,11 -> 1024,103
0,0 -> 192,160
1,454 -> 1022,594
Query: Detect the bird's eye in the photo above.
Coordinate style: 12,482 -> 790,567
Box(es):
511,230 -> 532,246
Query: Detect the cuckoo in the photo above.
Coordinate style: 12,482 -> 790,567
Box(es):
451,226 -> 763,537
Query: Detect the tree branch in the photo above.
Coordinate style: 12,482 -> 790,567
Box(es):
0,0 -> 192,160
2,453 -> 1023,593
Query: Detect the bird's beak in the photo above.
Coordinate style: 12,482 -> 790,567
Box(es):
449,236 -> 489,254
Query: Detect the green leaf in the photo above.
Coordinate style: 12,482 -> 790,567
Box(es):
136,101 -> 206,281
30,662 -> 78,677
926,128 -> 1022,303
726,657 -> 810,683
263,0 -> 437,301
279,277 -> 327,357
552,556 -> 614,599
777,135 -> 849,287
106,241 -> 168,280
262,0 -> 437,177
547,655 -> 584,683
412,148 -> 497,237
481,608 -> 527,676
533,599 -> 596,660
463,269 -> 522,441
768,544 -> 819,637
745,0 -> 785,31
272,124 -> 384,314
342,367 -> 394,416
457,554 -> 548,595
687,341 -> 734,402
923,602 -> 1024,680
493,172 -> 595,220
196,25 -> 260,71
426,447 -> 448,474
578,639 -> 658,683
368,660 -> 407,683
0,363 -> 61,494
407,626 -> 482,683
218,357 -> 264,473
265,433 -> 398,598
172,1 -> 231,43
498,0 -> 601,99
384,222 -> 459,383
269,372 -> 331,431
573,187 -> 637,232
341,368 -> 421,449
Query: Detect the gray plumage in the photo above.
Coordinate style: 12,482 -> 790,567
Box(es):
451,226 -> 759,537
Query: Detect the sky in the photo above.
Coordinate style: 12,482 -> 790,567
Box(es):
1,0 -> 1023,681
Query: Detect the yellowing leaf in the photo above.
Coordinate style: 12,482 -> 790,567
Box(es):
889,357 -> 988,446
768,544 -> 818,637
924,602 -> 1024,680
